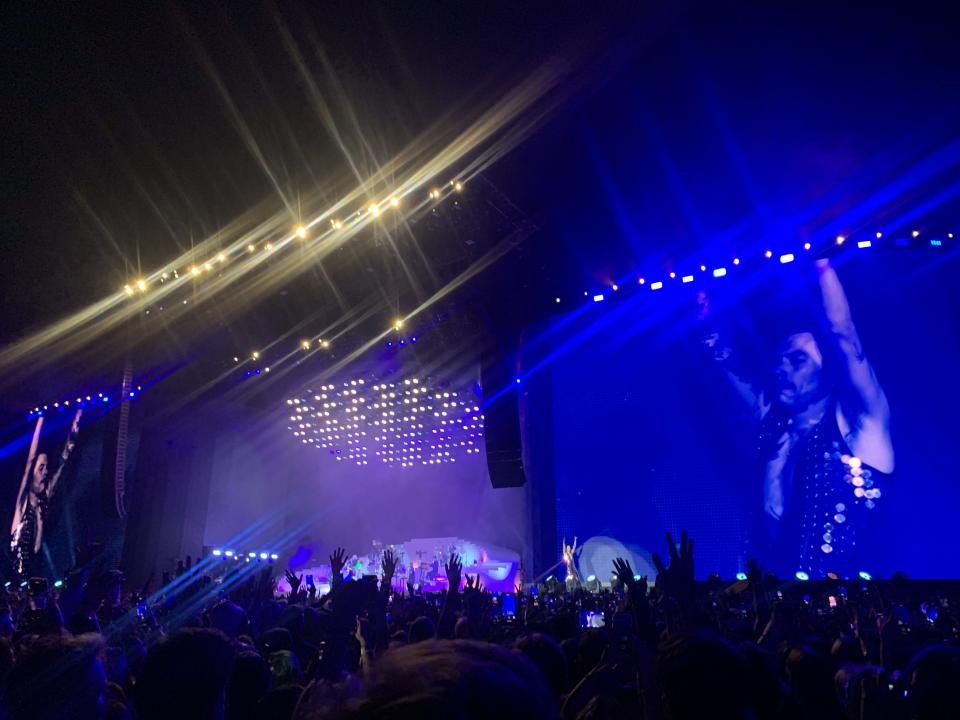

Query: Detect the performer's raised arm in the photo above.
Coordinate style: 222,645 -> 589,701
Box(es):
816,259 -> 893,473
45,409 -> 82,500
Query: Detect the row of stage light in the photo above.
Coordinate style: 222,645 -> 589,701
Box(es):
120,181 -> 465,299
559,229 -> 956,307
732,570 -> 875,582
211,549 -> 280,561
28,385 -> 143,417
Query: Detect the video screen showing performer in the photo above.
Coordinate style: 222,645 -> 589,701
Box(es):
698,259 -> 893,576
528,247 -> 960,579
10,410 -> 82,579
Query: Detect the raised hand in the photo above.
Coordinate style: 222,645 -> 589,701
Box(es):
382,548 -> 399,585
330,547 -> 347,586
652,530 -> 695,605
613,557 -> 646,595
284,569 -> 304,600
445,553 -> 463,592
464,574 -> 483,593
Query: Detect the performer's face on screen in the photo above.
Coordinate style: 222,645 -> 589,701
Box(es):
775,332 -> 827,409
31,453 -> 50,493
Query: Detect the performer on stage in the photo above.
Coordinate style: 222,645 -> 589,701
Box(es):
10,410 -> 81,578
562,536 -> 581,587
700,259 -> 892,576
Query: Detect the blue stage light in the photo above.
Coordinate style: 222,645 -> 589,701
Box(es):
795,571 -> 810,581
931,239 -> 943,247
387,341 -> 393,347
245,370 -> 251,377
713,267 -> 727,278
780,253 -> 795,264
53,580 -> 63,588
259,552 -> 268,560
224,550 -> 234,557
586,575 -> 597,582
270,553 -> 279,560
651,281 -> 663,291
212,549 -> 222,556
411,337 -> 417,343
858,571 -> 872,581
102,396 -> 110,403
682,275 -> 694,283
398,340 -> 405,346
633,574 -> 643,581
593,294 -> 604,303
2,582 -> 9,588
515,377 -> 521,384
736,572 -> 748,581
857,240 -> 872,249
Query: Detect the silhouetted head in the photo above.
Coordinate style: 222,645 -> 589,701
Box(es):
657,632 -> 753,720
5,633 -> 107,720
332,640 -> 556,720
135,628 -> 234,720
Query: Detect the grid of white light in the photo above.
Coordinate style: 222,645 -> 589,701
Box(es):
285,376 -> 484,468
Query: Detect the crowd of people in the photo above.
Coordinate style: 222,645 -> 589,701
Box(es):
1,531 -> 958,720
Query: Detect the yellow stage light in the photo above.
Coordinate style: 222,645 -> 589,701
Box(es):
247,244 -> 255,253
252,351 -> 260,360
265,242 -> 274,252
295,225 -> 307,238
389,196 -> 400,208
190,266 -> 200,275
136,279 -> 147,292
321,340 -> 330,348
217,252 -> 226,262
454,181 -> 463,192
393,319 -> 403,330
302,340 -> 311,350
369,203 -> 380,217
123,285 -> 134,296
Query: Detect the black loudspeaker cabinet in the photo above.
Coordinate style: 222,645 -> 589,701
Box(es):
481,356 -> 526,488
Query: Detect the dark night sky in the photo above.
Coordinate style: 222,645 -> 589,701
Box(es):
2,1 -> 959,360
